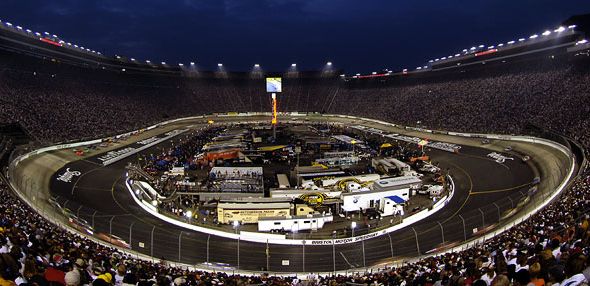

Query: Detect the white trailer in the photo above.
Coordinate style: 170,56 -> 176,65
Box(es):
257,214 -> 334,232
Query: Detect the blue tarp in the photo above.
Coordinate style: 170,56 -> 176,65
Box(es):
385,195 -> 406,204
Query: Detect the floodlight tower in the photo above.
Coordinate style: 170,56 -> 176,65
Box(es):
271,93 -> 277,139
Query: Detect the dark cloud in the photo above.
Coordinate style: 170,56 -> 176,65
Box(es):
0,0 -> 589,73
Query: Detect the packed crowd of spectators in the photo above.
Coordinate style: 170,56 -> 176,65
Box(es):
1,50 -> 589,152
2,168 -> 590,286
1,32 -> 590,286
332,56 -> 590,149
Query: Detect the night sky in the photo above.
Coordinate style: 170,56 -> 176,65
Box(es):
1,0 -> 589,73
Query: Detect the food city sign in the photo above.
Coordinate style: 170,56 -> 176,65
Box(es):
309,231 -> 383,245
56,168 -> 82,183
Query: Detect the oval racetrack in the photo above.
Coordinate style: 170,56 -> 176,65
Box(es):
12,114 -> 573,273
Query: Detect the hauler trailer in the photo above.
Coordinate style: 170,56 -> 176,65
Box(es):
258,213 -> 334,232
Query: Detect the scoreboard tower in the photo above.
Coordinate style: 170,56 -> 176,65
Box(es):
266,77 -> 282,140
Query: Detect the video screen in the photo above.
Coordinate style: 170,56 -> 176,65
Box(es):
266,77 -> 282,93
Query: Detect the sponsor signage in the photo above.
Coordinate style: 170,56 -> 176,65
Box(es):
351,125 -> 461,153
487,152 -> 514,164
56,168 -> 81,183
310,231 -> 383,245
90,129 -> 188,166
96,147 -> 136,163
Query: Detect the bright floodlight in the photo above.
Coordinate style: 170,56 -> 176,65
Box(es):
372,71 -> 377,75
16,26 -> 22,30
518,38 -> 525,42
568,25 -> 576,29
217,63 -> 223,67
185,210 -> 193,218
554,26 -> 566,33
291,63 -> 297,67
488,46 -> 494,49
529,34 -> 538,39
151,200 -> 158,206
355,73 -> 360,76
233,220 -> 239,227
178,63 -> 184,66
498,43 -> 504,47
470,47 -> 476,50
507,41 -> 515,45
161,61 -> 166,65
254,64 -> 260,67
455,53 -> 460,57
130,58 -> 135,61
542,30 -> 551,36
428,60 -> 434,63
351,221 -> 357,229
190,62 -> 195,65
146,60 -> 151,63
326,61 -> 332,66
478,45 -> 484,48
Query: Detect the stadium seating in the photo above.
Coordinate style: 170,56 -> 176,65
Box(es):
0,29 -> 590,286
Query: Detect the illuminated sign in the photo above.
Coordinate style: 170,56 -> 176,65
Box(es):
475,49 -> 498,57
266,77 -> 282,93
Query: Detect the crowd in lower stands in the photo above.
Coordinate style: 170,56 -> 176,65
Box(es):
1,170 -> 589,286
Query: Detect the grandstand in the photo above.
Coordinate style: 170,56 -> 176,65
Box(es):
0,9 -> 589,286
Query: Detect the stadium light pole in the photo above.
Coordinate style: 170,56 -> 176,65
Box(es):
150,226 -> 155,260
302,240 -> 306,272
437,221 -> 445,244
265,239 -> 270,271
128,222 -> 135,250
493,202 -> 501,221
206,234 -> 210,263
362,239 -> 366,268
412,227 -> 420,255
479,208 -> 485,227
178,231 -> 183,262
332,231 -> 336,275
387,232 -> 394,259
458,214 -> 467,241
109,216 -> 115,244
92,211 -> 97,229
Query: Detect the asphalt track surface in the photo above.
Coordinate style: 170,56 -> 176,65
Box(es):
46,122 -> 537,273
